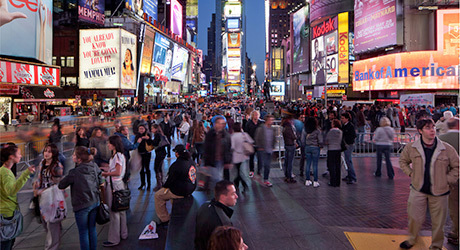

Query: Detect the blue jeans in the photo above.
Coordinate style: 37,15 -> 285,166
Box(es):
74,202 -> 98,250
356,126 -> 365,144
305,145 -> 320,181
257,151 -> 272,181
343,144 -> 356,181
208,161 -> 224,191
376,145 -> 394,178
284,145 -> 296,178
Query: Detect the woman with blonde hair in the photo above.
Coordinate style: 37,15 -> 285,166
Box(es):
373,117 -> 395,179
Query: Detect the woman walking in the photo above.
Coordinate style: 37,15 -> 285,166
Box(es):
33,143 -> 64,250
325,119 -> 343,187
135,124 -> 153,190
151,124 -> 167,192
231,123 -> 253,193
58,147 -> 101,250
0,144 -> 35,250
178,115 -> 191,145
101,136 -> 128,247
373,117 -> 395,179
191,121 -> 206,165
303,117 -> 323,188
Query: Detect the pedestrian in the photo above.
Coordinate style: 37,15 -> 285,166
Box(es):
134,124 -> 153,190
282,116 -> 297,184
151,124 -> 167,191
191,120 -> 206,165
114,126 -> 141,166
154,145 -> 197,225
254,115 -> 276,187
75,127 -> 90,147
303,117 -> 323,187
0,144 -> 35,250
101,136 -> 128,247
58,147 -> 101,250
293,114 -> 306,177
340,113 -> 357,184
231,123 -> 253,192
208,226 -> 248,250
160,113 -> 174,158
325,119 -> 342,187
435,111 -> 453,135
244,110 -> 261,178
132,115 -> 145,135
2,112 -> 9,131
356,106 -> 366,144
89,128 -> 111,169
179,115 -> 191,145
372,117 -> 395,179
33,143 -> 64,250
195,180 -> 238,250
399,118 -> 459,249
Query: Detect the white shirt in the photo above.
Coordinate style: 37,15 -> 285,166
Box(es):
107,152 -> 126,182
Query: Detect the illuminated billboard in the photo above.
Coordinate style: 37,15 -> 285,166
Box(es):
227,18 -> 240,30
353,51 -> 459,91
186,18 -> 197,32
171,0 -> 183,37
228,48 -> 241,57
0,0 -> 53,65
151,33 -> 173,82
270,81 -> 285,96
126,0 -> 158,21
311,15 -> 338,85
292,6 -> 309,74
78,0 -> 105,25
0,60 -> 60,86
228,33 -> 241,48
228,57 -> 241,70
186,0 -> 198,17
437,9 -> 460,55
171,44 -> 189,82
310,0 -> 353,22
354,0 -> 397,53
79,29 -> 137,89
224,3 -> 242,17
140,26 -> 155,75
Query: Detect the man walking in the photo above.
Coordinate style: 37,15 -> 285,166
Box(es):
160,113 -> 174,158
340,113 -> 357,184
399,118 -> 459,249
254,115 -> 276,187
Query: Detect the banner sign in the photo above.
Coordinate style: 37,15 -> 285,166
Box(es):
338,12 -> 349,83
354,0 -> 397,53
140,26 -> 155,75
120,29 -> 137,89
400,93 -> 434,106
0,60 -> 60,86
78,0 -> 105,25
437,9 -> 460,55
353,51 -> 459,91
171,0 -> 183,37
292,6 -> 310,74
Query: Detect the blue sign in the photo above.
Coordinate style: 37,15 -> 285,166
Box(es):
127,0 -> 158,21
227,18 -> 240,30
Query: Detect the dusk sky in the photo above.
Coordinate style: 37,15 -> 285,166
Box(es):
197,0 -> 266,82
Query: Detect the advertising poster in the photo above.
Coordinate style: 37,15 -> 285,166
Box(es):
326,54 -> 338,83
310,0 -> 353,22
353,51 -> 460,91
186,0 -> 198,17
126,0 -> 157,21
171,0 -> 183,37
228,57 -> 241,70
311,15 -> 338,85
400,93 -> 434,107
79,29 -> 121,89
171,44 -> 189,82
270,81 -> 285,96
0,60 -> 60,86
354,0 -> 397,53
228,48 -> 241,57
224,3 -> 241,17
338,12 -> 349,83
0,0 -> 53,65
292,6 -> 310,73
228,33 -> 241,48
151,33 -> 173,82
78,0 -> 105,25
140,26 -> 155,75
227,19 -> 240,30
186,18 -> 197,32
437,9 -> 460,56
120,29 -> 137,89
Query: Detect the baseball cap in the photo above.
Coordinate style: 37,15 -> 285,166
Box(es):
173,145 -> 187,153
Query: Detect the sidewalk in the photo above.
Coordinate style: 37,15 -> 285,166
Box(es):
12,152 -> 457,250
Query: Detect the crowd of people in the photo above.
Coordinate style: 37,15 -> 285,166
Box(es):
0,98 -> 458,250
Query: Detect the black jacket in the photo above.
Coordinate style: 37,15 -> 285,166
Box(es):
134,132 -> 153,154
160,120 -> 173,137
152,132 -> 167,157
58,161 -> 102,212
163,156 -> 197,196
203,128 -> 232,167
341,122 -> 356,145
195,199 -> 233,250
245,119 -> 261,139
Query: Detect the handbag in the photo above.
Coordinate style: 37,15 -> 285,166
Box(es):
158,135 -> 170,148
96,202 -> 110,225
0,202 -> 23,241
242,133 -> 254,156
110,177 -> 131,212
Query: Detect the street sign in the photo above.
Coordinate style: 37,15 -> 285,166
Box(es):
342,95 -> 347,101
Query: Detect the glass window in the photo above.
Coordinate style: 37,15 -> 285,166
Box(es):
66,56 -> 74,67
52,56 -> 57,65
60,57 -> 66,67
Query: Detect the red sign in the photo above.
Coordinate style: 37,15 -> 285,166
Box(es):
313,18 -> 336,39
44,88 -> 55,98
0,84 -> 19,95
342,95 -> 347,100
152,65 -> 169,82
0,60 -> 60,86
307,95 -> 312,100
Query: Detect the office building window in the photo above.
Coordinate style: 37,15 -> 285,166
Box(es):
66,56 -> 75,67
60,57 -> 66,67
52,56 -> 57,65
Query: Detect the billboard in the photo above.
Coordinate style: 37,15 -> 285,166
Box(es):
0,60 -> 60,86
311,16 -> 338,85
140,26 -> 155,75
353,51 -> 459,91
292,6 -> 310,74
310,0 -> 353,22
151,33 -> 173,82
437,9 -> 460,56
186,0 -> 198,17
354,0 -> 397,53
227,18 -> 240,30
270,81 -> 285,96
80,29 -> 137,89
338,12 -> 349,83
0,0 -> 53,65
228,57 -> 241,70
400,93 -> 434,107
186,18 -> 197,32
78,0 -> 105,25
171,44 -> 189,82
171,0 -> 183,37
224,3 -> 242,17
228,33 -> 241,48
228,48 -> 241,57
126,0 -> 158,21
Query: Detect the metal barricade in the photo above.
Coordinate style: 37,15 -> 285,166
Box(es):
353,132 -> 418,157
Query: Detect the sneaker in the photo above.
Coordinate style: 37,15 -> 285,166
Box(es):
305,180 -> 312,186
291,173 -> 296,178
313,181 -> 320,188
288,178 -> 297,183
399,241 -> 414,249
249,172 -> 254,178
103,241 -> 119,247
264,181 -> 273,187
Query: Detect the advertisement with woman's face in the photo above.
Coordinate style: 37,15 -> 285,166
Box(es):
120,30 -> 137,89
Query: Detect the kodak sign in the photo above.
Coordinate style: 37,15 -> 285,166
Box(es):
338,12 -> 349,83
312,17 -> 336,39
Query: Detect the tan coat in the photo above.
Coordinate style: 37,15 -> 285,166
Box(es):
399,137 -> 459,196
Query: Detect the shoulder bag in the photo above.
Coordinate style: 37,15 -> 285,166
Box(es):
96,192 -> 110,225
0,200 -> 23,241
242,133 -> 254,156
110,176 -> 131,212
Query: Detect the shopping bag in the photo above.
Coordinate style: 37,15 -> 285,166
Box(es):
39,185 -> 67,223
139,221 -> 158,240
129,149 -> 142,173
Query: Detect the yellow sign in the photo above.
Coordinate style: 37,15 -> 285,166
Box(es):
338,12 -> 349,83
93,94 -> 97,100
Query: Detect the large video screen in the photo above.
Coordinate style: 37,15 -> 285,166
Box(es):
292,6 -> 309,74
126,0 -> 158,21
354,0 -> 397,53
228,33 -> 241,48
437,9 -> 460,55
0,0 -> 53,65
270,81 -> 285,96
171,0 -> 183,37
151,33 -> 173,81
353,51 -> 460,91
227,18 -> 240,30
171,44 -> 189,82
224,3 -> 241,17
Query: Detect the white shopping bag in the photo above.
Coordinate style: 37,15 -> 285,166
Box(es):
129,149 -> 142,173
139,221 -> 158,240
39,185 -> 67,223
